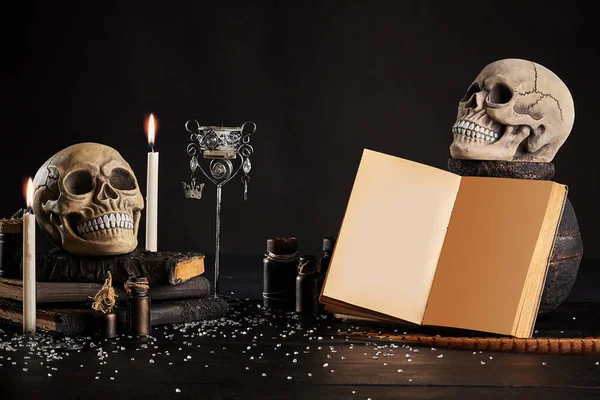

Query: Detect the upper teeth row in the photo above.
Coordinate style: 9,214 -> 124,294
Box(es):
452,120 -> 499,141
77,213 -> 134,234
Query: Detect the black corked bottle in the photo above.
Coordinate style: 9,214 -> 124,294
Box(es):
125,276 -> 151,337
295,254 -> 323,315
318,236 -> 336,276
263,237 -> 299,310
97,311 -> 117,339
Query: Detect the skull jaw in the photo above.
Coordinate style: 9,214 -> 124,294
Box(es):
60,231 -> 139,256
450,125 -> 535,162
57,211 -> 141,256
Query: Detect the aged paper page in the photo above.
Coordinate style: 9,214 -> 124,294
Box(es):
321,149 -> 461,324
423,177 -> 557,335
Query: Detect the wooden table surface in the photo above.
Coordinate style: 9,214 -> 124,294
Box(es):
1,256 -> 599,399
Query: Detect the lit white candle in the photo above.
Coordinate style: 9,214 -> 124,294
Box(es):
23,177 -> 36,334
145,113 -> 159,252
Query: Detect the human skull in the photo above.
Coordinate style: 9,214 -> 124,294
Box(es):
33,142 -> 144,256
449,59 -> 574,162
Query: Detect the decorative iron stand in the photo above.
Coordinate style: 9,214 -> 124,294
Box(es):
182,120 -> 256,297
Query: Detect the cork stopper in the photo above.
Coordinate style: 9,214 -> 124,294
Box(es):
266,237 -> 298,255
125,276 -> 150,295
323,237 -> 336,253
298,254 -> 318,275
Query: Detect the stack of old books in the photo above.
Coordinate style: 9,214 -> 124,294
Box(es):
0,248 -> 228,335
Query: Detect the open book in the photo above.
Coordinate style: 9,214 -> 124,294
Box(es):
320,149 -> 567,338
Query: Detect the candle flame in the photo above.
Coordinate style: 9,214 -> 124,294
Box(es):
146,113 -> 157,149
25,177 -> 34,211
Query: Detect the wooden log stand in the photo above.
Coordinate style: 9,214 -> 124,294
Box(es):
447,158 -> 584,315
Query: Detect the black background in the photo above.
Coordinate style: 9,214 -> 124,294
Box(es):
2,1 -> 598,259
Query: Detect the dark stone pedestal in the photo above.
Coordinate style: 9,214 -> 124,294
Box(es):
448,158 -> 583,315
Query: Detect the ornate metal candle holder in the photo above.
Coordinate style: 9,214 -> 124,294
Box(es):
183,120 -> 256,297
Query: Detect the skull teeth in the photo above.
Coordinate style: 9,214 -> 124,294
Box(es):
77,212 -> 134,234
452,120 -> 499,142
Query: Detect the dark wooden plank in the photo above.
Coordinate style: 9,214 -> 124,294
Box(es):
0,257 -> 599,398
1,302 -> 599,389
2,383 -> 600,400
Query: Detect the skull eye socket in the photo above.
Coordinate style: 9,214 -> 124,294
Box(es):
109,168 -> 137,190
460,82 -> 481,102
64,170 -> 94,195
488,83 -> 513,105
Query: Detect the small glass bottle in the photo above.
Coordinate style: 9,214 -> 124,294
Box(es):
263,237 -> 298,310
295,254 -> 322,315
318,236 -> 336,276
96,311 -> 117,339
125,276 -> 151,337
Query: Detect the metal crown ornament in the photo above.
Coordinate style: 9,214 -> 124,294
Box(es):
182,178 -> 205,200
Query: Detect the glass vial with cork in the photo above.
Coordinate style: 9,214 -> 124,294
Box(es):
318,236 -> 336,276
295,254 -> 322,315
263,237 -> 299,310
125,276 -> 151,337
97,311 -> 117,339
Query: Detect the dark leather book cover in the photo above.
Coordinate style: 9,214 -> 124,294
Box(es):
32,248 -> 205,285
0,275 -> 210,303
0,297 -> 229,335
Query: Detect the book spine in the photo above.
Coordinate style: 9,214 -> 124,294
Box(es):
0,276 -> 210,303
0,297 -> 228,335
117,298 -> 229,327
36,277 -> 210,303
34,249 -> 204,285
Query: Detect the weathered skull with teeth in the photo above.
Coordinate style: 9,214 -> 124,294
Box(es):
449,58 -> 574,162
33,142 -> 144,256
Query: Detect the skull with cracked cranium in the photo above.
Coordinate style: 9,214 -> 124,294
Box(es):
33,142 -> 144,256
449,58 -> 574,162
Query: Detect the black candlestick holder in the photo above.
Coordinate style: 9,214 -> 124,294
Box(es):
182,120 -> 257,297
